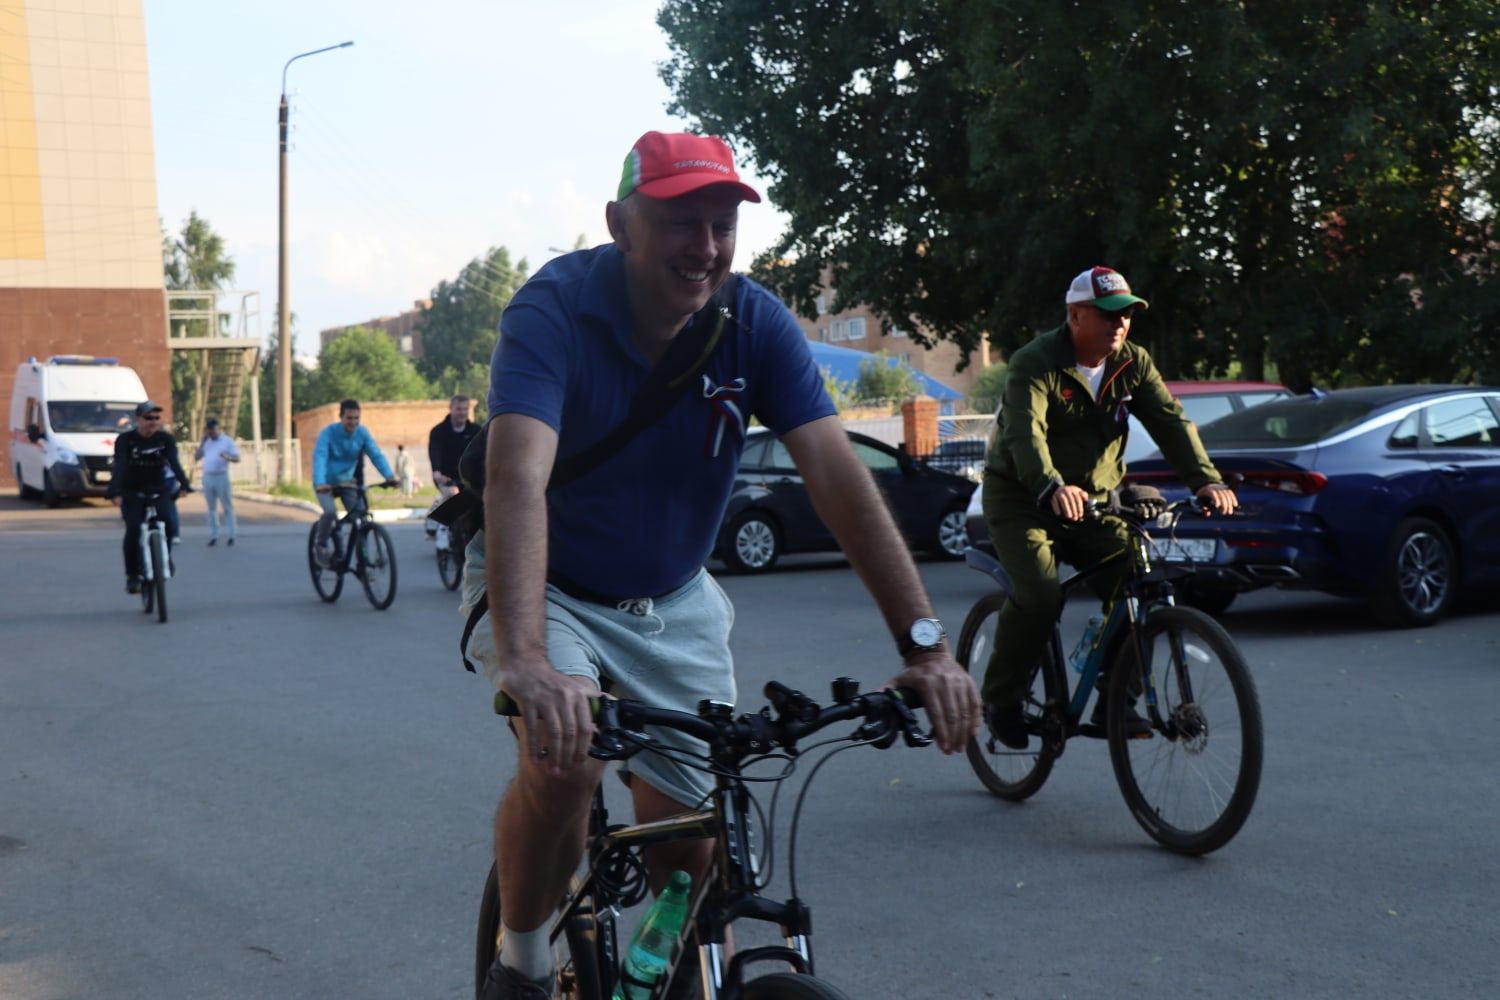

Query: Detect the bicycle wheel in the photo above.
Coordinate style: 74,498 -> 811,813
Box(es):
1106,606 -> 1263,855
151,532 -> 169,623
475,862 -> 600,1000
437,541 -> 462,591
958,592 -> 1064,801
307,523 -> 343,603
357,522 -> 398,610
140,544 -> 155,615
741,973 -> 852,999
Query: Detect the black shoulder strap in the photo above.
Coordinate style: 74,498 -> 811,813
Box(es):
547,273 -> 738,492
435,275 -> 739,530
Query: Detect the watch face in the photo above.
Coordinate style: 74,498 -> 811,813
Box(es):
910,618 -> 943,648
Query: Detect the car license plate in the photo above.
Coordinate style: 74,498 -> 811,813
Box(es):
1150,538 -> 1215,562
94,470 -> 111,482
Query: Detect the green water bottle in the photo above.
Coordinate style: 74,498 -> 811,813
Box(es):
612,870 -> 692,999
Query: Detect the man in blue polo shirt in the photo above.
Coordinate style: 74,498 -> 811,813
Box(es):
468,130 -> 981,999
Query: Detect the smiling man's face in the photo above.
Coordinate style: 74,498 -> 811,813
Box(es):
615,185 -> 742,334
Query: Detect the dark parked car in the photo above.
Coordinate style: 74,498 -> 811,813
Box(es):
1126,385 -> 1500,624
923,437 -> 987,482
716,429 -> 976,573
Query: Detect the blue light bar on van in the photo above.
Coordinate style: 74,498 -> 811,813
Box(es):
46,355 -> 119,365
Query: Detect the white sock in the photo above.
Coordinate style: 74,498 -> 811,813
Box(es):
499,923 -> 553,981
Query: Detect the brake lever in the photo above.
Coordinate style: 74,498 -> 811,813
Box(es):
890,697 -> 934,748
588,698 -> 646,761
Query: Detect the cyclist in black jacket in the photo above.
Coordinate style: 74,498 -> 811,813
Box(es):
428,395 -> 480,500
107,400 -> 191,593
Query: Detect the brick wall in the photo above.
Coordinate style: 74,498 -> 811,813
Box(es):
293,399 -> 453,484
2,288 -> 169,489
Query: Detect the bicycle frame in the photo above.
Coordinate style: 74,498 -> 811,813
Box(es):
136,494 -> 171,583
968,508 -> 1190,746
493,684 -> 926,1000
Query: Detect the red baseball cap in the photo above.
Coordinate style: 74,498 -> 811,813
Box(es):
616,131 -> 761,203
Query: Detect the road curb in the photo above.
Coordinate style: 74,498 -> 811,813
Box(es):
232,489 -> 429,523
233,490 -> 321,514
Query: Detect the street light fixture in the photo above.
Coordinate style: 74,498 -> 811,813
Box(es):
276,41 -> 352,484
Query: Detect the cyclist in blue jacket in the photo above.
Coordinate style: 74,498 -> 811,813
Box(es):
312,399 -> 397,565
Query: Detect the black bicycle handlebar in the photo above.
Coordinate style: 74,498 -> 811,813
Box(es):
493,679 -> 930,763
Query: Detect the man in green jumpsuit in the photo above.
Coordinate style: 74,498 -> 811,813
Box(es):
982,266 -> 1238,749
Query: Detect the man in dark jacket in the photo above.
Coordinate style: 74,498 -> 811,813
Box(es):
981,266 -> 1237,749
107,400 -> 191,593
427,394 -> 480,499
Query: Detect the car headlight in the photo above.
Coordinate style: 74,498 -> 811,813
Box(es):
55,448 -> 80,465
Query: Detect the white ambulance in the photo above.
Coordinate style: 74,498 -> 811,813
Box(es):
9,356 -> 150,505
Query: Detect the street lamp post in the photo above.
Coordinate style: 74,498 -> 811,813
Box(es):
276,41 -> 352,484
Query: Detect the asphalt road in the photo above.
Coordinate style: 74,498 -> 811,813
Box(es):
2,497 -> 1498,999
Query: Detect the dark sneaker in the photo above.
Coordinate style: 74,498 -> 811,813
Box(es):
207,538 -> 217,547
314,544 -> 333,569
226,538 -> 234,547
1092,696 -> 1152,738
125,576 -> 141,595
478,958 -> 553,1000
984,702 -> 1029,750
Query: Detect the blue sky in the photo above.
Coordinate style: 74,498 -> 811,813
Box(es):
144,0 -> 788,357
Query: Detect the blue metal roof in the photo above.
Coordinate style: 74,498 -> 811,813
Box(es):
806,341 -> 963,410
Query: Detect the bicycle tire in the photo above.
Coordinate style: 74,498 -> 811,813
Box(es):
437,543 -> 462,591
152,532 -> 169,623
475,862 -> 600,1000
357,522 -> 398,610
741,973 -> 852,999
958,591 -> 1062,801
307,523 -> 343,603
1106,605 -> 1263,855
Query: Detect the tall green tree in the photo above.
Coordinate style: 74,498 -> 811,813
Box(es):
417,246 -> 529,381
162,211 -> 237,433
243,324 -> 316,439
314,327 -> 433,405
659,0 -> 1500,388
163,211 -> 235,291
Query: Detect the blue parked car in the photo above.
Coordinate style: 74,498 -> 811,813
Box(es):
1126,385 -> 1500,625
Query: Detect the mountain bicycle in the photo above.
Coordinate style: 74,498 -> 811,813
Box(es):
960,489 -> 1264,855
476,680 -> 931,1000
306,481 -> 399,610
130,487 -> 185,624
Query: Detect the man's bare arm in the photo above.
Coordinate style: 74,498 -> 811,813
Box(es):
483,414 -> 594,772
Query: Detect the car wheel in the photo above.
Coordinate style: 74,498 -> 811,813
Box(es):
16,465 -> 41,500
723,510 -> 780,574
1176,580 -> 1238,616
1371,516 -> 1456,627
43,470 -> 61,508
933,504 -> 969,559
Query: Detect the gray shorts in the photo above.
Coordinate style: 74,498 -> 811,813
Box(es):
463,562 -> 736,808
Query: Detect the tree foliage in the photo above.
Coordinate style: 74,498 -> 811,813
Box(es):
163,212 -> 237,434
854,350 -> 922,403
314,327 -> 433,405
659,0 -> 1500,388
969,361 -> 1008,415
417,246 -> 529,382
163,211 -> 235,292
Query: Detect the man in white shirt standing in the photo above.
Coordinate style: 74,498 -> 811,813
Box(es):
195,417 -> 241,546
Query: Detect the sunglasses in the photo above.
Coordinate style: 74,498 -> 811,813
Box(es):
140,413 -> 162,420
